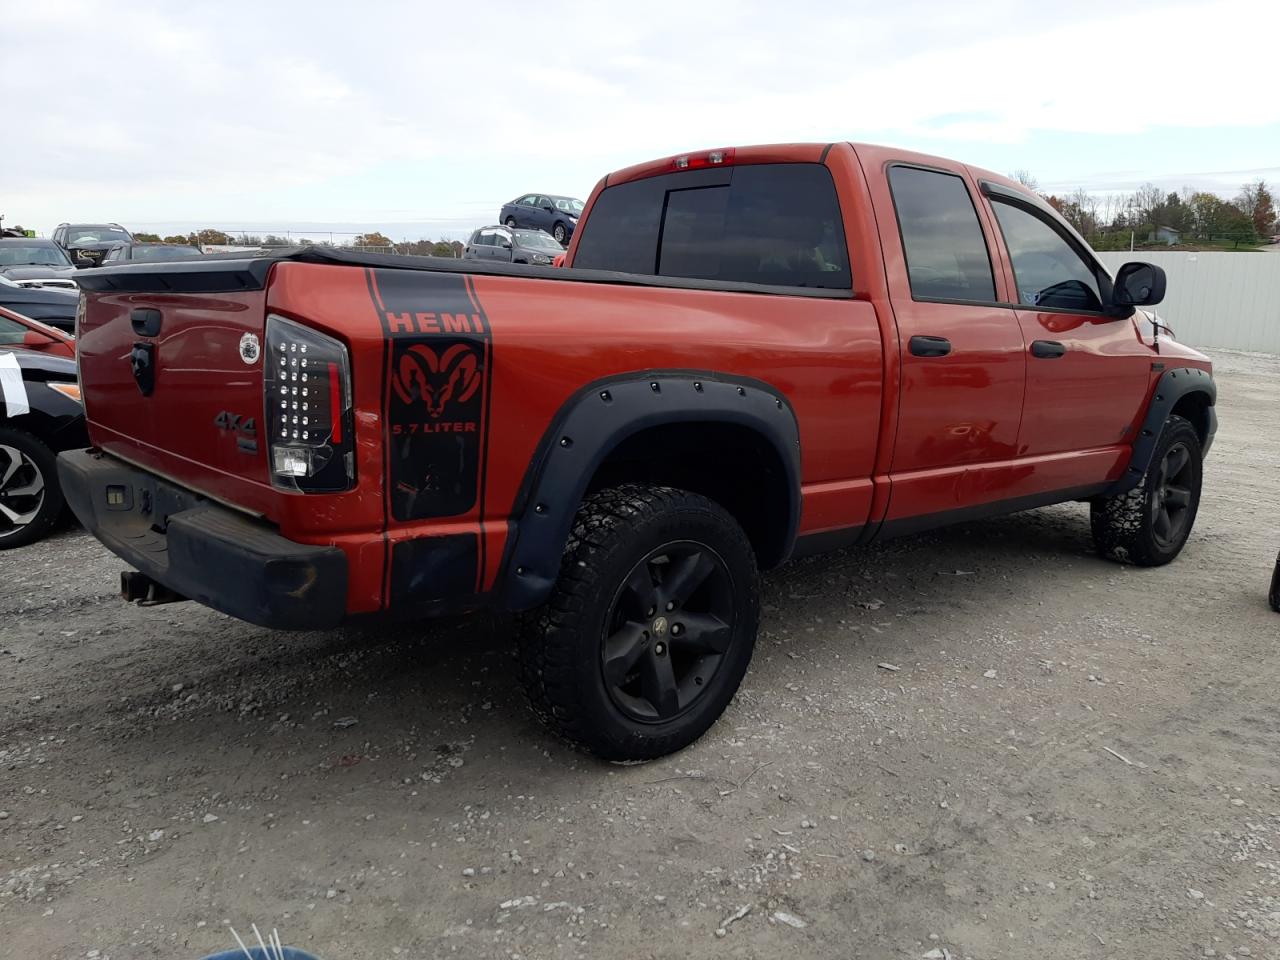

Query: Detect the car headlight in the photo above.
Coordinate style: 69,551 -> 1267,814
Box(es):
532,254 -> 551,264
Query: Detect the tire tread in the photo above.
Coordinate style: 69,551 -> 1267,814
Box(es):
516,483 -> 758,760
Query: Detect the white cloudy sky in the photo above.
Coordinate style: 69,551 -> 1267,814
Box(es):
5,0 -> 1279,240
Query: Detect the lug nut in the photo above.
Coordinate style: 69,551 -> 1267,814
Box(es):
665,601 -> 674,611
671,623 -> 682,635
654,642 -> 666,656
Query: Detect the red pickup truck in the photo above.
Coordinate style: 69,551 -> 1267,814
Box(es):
61,141 -> 1216,760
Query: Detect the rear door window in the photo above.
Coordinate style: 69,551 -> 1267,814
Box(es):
888,166 -> 996,303
989,200 -> 1104,311
574,163 -> 849,289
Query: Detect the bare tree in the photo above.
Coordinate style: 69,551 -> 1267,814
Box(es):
1132,183 -> 1164,225
1068,188 -> 1100,236
1010,169 -> 1039,191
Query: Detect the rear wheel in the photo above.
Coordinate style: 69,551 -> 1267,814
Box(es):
0,427 -> 63,550
504,217 -> 517,229
517,484 -> 759,761
1091,414 -> 1202,566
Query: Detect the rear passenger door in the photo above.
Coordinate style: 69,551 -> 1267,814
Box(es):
874,163 -> 1026,523
490,228 -> 514,261
527,195 -> 552,232
981,187 -> 1152,458
513,196 -> 537,227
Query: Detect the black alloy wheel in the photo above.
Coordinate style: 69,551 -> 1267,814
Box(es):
1151,440 -> 1195,548
601,541 -> 735,723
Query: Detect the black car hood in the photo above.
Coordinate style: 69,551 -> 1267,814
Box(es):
0,265 -> 77,282
0,284 -> 79,307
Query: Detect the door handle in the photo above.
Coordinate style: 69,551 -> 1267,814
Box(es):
1030,340 -> 1066,359
909,335 -> 951,358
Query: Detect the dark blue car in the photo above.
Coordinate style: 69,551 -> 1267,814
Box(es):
498,194 -> 584,246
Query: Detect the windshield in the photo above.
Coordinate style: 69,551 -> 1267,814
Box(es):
553,198 -> 585,214
514,230 -> 564,251
132,245 -> 203,261
0,242 -> 73,267
68,226 -> 131,244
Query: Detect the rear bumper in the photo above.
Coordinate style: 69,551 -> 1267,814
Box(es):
58,449 -> 347,630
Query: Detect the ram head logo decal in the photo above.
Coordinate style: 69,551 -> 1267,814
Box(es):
392,343 -> 482,419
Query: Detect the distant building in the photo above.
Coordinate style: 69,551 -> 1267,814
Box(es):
1149,225 -> 1181,245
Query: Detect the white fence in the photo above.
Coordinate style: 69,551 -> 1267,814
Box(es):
1096,251 -> 1280,353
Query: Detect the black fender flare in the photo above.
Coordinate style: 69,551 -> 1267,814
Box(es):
1105,366 -> 1216,496
498,371 -> 801,611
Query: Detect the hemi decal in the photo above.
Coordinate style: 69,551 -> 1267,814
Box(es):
365,269 -> 494,601
0,353 -> 29,417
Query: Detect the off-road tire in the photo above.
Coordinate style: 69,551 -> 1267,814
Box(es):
0,427 -> 64,550
516,484 -> 760,761
1091,414 -> 1202,566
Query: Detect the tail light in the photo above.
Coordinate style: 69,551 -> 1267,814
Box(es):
264,314 -> 355,492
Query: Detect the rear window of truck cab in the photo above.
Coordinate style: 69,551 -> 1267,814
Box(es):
573,163 -> 850,290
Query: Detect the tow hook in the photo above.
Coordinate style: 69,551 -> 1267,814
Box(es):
120,571 -> 186,607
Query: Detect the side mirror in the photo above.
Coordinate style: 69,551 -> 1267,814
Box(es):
541,205 -> 554,213
1112,261 -> 1166,307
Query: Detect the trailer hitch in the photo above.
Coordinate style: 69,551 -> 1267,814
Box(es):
120,571 -> 187,607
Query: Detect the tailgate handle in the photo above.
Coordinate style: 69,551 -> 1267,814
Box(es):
131,308 -> 162,337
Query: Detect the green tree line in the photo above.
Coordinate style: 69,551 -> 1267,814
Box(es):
1016,172 -> 1277,251
132,229 -> 463,257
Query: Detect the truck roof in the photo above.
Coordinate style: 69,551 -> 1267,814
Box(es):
600,140 -> 1024,200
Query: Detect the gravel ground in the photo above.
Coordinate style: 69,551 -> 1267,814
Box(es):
2,349 -> 1278,960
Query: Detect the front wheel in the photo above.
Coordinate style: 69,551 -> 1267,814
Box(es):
1091,414 -> 1202,566
0,427 -> 64,549
552,222 -> 568,245
517,484 -> 760,761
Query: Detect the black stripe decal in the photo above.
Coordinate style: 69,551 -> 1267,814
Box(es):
365,268 -> 493,603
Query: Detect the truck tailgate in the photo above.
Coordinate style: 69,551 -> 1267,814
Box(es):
75,260 -> 272,507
